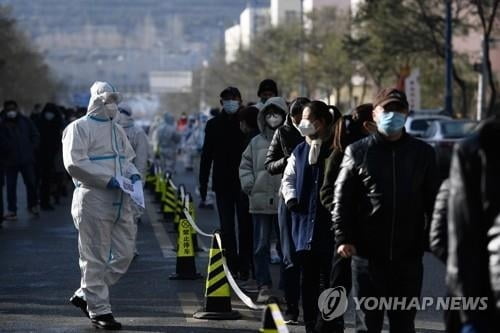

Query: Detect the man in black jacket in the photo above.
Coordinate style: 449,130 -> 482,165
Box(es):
0,100 -> 40,220
199,87 -> 247,275
447,115 -> 500,332
332,88 -> 439,332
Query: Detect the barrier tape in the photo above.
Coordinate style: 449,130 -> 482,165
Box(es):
183,208 -> 213,238
214,232 -> 266,311
168,179 -> 178,191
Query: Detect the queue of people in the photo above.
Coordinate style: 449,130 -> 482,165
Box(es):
198,79 -> 500,333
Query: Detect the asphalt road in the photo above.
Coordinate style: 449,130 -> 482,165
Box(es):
0,167 -> 447,332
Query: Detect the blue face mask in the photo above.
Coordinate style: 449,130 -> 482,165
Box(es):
376,111 -> 406,136
222,100 -> 240,114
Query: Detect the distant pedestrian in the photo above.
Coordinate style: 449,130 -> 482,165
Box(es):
0,100 -> 40,220
34,103 -> 64,211
255,79 -> 278,110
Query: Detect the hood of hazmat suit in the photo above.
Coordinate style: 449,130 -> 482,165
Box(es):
61,81 -> 139,318
118,102 -> 149,178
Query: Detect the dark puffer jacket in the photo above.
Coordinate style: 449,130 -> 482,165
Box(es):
0,111 -> 39,167
264,114 -> 303,175
332,131 -> 439,261
447,116 -> 500,325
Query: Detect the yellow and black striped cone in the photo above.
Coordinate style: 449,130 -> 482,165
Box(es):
169,218 -> 203,280
193,235 -> 241,320
185,193 -> 202,252
162,174 -> 176,219
169,185 -> 184,233
260,303 -> 288,333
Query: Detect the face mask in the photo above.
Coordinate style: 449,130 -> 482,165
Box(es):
6,110 -> 18,119
265,114 -> 283,129
376,111 -> 406,136
222,100 -> 240,114
44,112 -> 55,121
298,119 -> 317,137
104,103 -> 119,119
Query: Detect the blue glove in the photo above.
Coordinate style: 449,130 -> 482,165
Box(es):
130,174 -> 141,184
461,323 -> 479,333
107,177 -> 120,189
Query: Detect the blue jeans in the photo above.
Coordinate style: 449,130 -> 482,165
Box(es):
253,214 -> 278,288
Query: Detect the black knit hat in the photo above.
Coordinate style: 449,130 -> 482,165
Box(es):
257,79 -> 278,97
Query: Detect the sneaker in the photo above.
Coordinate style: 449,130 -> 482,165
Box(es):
69,295 -> 89,318
90,313 -> 122,330
4,212 -> 17,221
28,206 -> 40,216
256,285 -> 271,304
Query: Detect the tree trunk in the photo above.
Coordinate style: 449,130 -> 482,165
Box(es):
452,64 -> 468,117
484,37 -> 497,116
336,87 -> 342,107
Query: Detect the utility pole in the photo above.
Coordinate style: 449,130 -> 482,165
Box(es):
444,0 -> 453,116
299,0 -> 305,96
476,39 -> 486,121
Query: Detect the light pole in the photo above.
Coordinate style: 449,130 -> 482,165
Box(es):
299,0 -> 306,96
444,0 -> 453,116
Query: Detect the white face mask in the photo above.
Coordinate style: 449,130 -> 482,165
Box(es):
6,110 -> 18,119
44,112 -> 55,121
298,119 -> 317,137
265,113 -> 283,129
104,103 -> 119,119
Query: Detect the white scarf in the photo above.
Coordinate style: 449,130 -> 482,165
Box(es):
308,139 -> 322,165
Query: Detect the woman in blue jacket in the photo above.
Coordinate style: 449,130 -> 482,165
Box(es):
281,101 -> 336,333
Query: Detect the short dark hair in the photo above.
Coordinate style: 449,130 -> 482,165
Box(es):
257,79 -> 278,97
306,100 -> 333,125
290,97 -> 310,117
3,100 -> 18,110
220,86 -> 241,99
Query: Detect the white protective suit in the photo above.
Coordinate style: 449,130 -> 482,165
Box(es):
62,81 -> 140,318
153,113 -> 181,174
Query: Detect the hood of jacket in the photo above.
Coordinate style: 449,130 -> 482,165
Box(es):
257,96 -> 288,139
118,102 -> 134,128
87,81 -> 122,120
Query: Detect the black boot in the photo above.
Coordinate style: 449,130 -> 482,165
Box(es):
69,295 -> 89,318
91,313 -> 122,330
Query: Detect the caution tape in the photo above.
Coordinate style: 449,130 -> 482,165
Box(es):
214,232 -> 266,311
183,208 -> 213,238
168,179 -> 178,191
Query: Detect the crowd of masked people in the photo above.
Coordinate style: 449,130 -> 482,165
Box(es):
198,79 -> 500,333
0,101 -> 88,225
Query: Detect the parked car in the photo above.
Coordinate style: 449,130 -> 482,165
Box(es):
423,119 -> 478,178
405,114 -> 452,138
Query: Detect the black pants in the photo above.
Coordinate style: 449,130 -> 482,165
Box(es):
238,191 -> 253,277
0,168 -> 4,222
283,264 -> 300,317
316,250 -> 353,332
39,162 -> 55,207
5,164 -> 37,212
215,189 -> 251,275
296,250 -> 332,330
352,256 -> 423,333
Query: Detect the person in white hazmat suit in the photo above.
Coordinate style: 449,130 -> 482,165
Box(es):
117,103 -> 149,255
153,112 -> 180,174
62,82 -> 140,330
